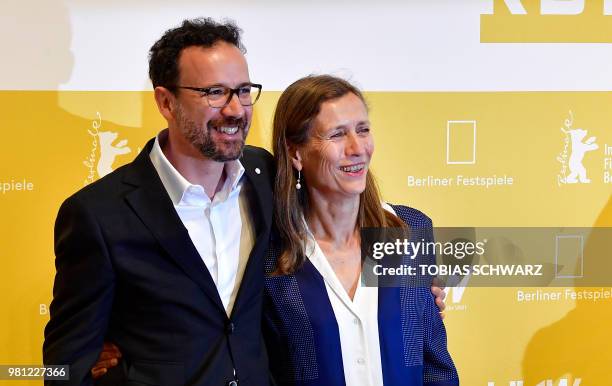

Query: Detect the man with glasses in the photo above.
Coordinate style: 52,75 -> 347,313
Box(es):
44,17 -> 447,386
43,18 -> 272,386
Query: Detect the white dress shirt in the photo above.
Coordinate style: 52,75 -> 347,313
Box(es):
304,203 -> 397,386
149,133 -> 255,315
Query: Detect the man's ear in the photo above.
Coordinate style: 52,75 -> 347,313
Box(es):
290,147 -> 303,171
154,86 -> 176,122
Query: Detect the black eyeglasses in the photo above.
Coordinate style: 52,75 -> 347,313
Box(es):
170,83 -> 262,108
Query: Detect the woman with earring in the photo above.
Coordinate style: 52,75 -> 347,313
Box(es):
87,75 -> 454,385
264,75 -> 459,386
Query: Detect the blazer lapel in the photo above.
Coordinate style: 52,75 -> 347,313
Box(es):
240,146 -> 273,238
122,139 -> 226,313
230,147 -> 274,316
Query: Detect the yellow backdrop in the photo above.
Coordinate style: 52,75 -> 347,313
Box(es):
1,89 -> 610,385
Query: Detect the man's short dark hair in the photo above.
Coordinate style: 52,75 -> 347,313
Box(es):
148,18 -> 245,89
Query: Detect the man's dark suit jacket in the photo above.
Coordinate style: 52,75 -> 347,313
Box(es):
43,138 -> 274,386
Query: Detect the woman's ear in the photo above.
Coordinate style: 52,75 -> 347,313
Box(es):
290,148 -> 303,171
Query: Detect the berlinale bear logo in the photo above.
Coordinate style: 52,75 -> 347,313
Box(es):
83,112 -> 132,185
556,111 -> 598,186
97,131 -> 131,177
562,128 -> 598,183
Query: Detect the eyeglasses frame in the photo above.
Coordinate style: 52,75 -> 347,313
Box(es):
167,83 -> 262,108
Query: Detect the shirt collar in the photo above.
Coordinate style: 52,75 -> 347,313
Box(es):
304,202 -> 396,304
305,231 -> 362,311
149,130 -> 245,206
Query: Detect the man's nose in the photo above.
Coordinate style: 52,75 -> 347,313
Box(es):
220,92 -> 245,118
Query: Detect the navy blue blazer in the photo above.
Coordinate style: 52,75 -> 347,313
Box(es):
263,205 -> 459,386
44,138 -> 274,386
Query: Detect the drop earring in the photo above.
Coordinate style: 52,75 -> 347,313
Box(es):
296,170 -> 302,190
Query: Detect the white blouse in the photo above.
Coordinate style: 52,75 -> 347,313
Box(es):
304,204 -> 396,386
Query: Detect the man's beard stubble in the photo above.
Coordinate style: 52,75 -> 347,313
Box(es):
176,104 -> 248,162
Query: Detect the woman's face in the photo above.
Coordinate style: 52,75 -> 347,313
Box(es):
295,92 -> 374,199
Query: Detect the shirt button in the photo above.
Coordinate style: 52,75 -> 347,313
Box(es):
255,167 -> 261,174
357,358 -> 365,365
353,318 -> 360,325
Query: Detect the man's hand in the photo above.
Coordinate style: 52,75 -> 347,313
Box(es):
91,342 -> 122,379
430,278 -> 446,319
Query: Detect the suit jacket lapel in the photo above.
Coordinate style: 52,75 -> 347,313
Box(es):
240,147 -> 273,238
122,139 -> 226,313
230,147 -> 274,317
